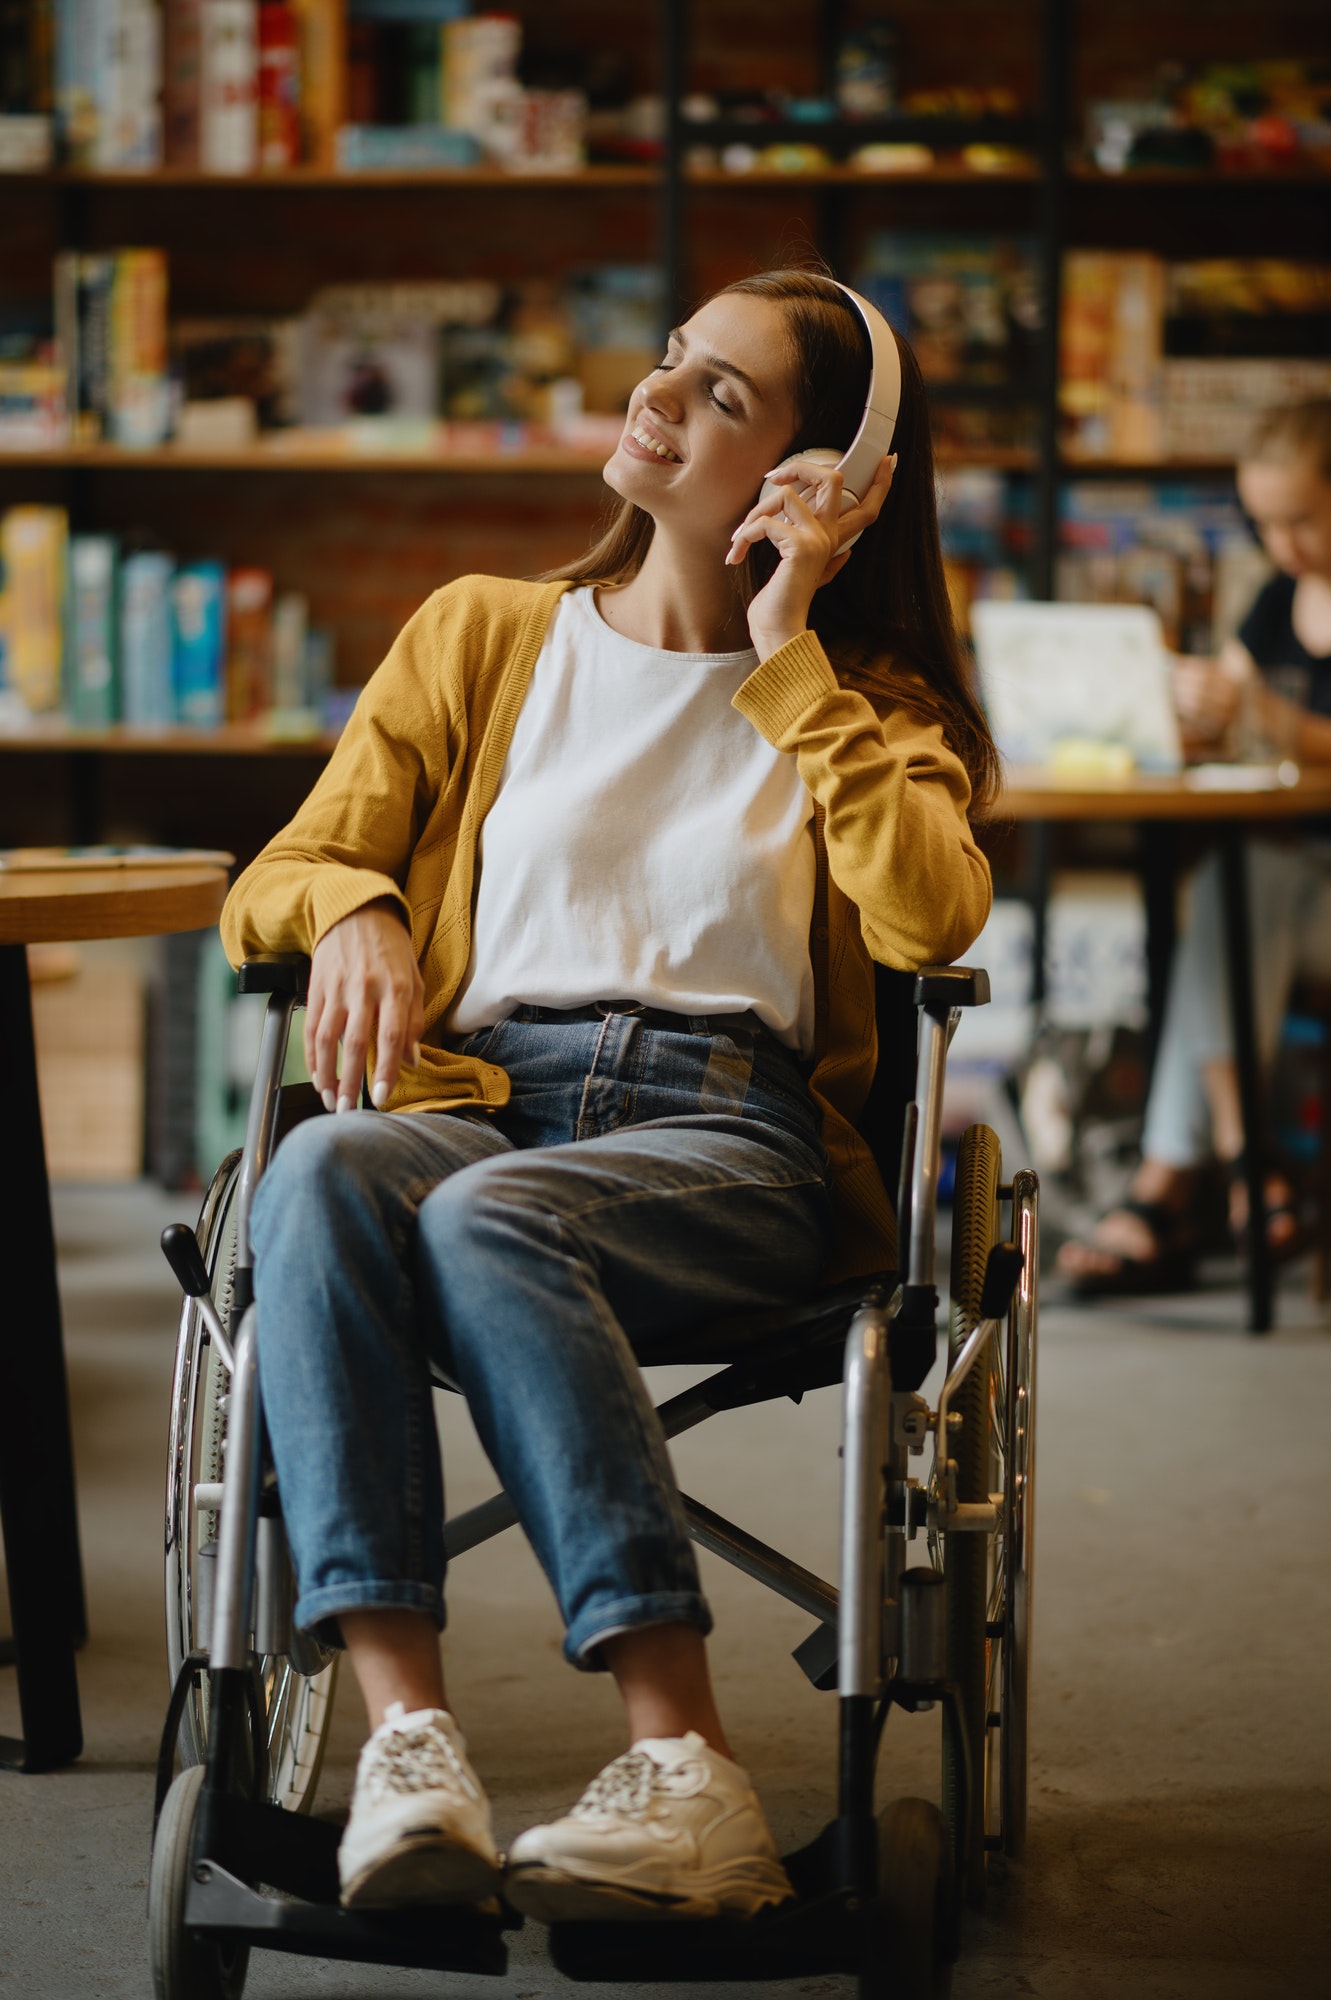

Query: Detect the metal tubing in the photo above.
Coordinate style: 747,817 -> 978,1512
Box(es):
838,1303 -> 893,1699
209,1310 -> 262,1671
907,1009 -> 949,1288
678,1492 -> 837,1626
234,993 -> 295,1278
194,1296 -> 235,1376
253,1514 -> 291,1658
935,1315 -> 1001,1498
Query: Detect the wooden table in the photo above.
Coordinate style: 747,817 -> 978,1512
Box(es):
0,859 -> 229,1771
999,767 -> 1331,1334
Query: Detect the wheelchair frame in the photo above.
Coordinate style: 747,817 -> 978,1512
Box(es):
150,953 -> 1038,2000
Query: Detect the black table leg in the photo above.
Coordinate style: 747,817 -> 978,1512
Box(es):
1140,822 -> 1179,1074
0,943 -> 85,1769
1216,830 -> 1273,1335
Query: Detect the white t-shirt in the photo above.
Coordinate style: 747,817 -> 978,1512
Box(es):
448,586 -> 817,1052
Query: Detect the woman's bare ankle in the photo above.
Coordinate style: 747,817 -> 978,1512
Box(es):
340,1609 -> 448,1733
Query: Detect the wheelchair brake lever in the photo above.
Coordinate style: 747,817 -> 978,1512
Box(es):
161,1224 -> 236,1373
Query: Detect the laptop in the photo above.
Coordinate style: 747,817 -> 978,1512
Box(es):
970,601 -> 1183,774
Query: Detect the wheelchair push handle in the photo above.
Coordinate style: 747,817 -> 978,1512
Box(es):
237,953 -> 311,1001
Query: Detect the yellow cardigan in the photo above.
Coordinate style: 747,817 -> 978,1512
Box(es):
221,575 -> 992,1279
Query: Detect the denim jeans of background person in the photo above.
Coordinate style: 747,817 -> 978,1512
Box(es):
251,1009 -> 833,1666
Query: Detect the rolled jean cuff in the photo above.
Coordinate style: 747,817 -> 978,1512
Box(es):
565,1590 -> 713,1673
294,1578 -> 446,1651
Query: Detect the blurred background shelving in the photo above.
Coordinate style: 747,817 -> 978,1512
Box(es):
1,5 -> 1327,818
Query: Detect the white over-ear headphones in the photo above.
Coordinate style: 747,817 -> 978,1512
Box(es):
756,280 -> 902,549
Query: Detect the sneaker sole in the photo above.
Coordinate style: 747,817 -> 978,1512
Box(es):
504,1860 -> 792,1924
341,1835 -> 501,1911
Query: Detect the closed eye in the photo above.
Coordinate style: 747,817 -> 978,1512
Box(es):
651,356 -> 740,417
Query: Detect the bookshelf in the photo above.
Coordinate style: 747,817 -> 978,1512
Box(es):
2,0 -> 1329,858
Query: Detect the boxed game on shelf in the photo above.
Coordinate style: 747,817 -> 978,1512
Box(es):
0,505 -> 340,733
1060,252 -> 1331,462
54,245 -> 170,445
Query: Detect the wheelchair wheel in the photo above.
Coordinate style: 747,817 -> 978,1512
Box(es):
941,1124 -> 1001,1905
149,1763 -> 249,2000
861,1797 -> 956,2000
165,1151 -> 337,1813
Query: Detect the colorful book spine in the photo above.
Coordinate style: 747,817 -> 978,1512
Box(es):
291,0 -> 344,168
0,506 -> 68,714
94,0 -> 164,170
269,588 -> 307,710
171,560 -> 227,724
200,0 -> 258,173
257,1 -> 300,169
163,0 -> 202,167
109,247 -> 170,446
54,249 -> 116,443
65,533 -> 120,727
224,565 -> 272,718
120,550 -> 176,724
53,0 -> 100,165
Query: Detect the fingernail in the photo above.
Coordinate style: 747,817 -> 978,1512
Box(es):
371,1079 -> 389,1108
321,1088 -> 337,1112
336,1094 -> 354,1114
411,1041 -> 421,1065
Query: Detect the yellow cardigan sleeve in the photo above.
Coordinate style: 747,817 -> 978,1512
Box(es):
731,629 -> 992,968
219,596 -> 446,967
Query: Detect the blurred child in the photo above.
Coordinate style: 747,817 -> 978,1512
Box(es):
1060,398 -> 1331,1291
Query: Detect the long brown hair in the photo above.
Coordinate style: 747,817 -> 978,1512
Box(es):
542,266 -> 1000,818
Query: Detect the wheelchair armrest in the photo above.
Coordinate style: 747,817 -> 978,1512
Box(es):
914,964 -> 990,1011
237,953 -> 311,1001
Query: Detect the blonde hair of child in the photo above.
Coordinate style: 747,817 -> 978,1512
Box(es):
1246,398 -> 1331,480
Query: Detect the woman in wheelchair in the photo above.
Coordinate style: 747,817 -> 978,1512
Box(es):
220,268 -> 997,1924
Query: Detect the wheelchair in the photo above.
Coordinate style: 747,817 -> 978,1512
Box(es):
150,951 -> 1038,2000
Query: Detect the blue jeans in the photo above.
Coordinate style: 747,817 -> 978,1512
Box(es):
250,1008 -> 834,1667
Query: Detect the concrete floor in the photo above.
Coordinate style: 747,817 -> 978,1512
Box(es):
2,1183 -> 1329,2000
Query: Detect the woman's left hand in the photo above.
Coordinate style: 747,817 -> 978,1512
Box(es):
729,451 -> 896,662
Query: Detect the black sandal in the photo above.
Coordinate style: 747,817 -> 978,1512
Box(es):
1058,1196 -> 1198,1299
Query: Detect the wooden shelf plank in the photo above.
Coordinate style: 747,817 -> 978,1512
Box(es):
0,440 -> 1038,472
0,723 -> 339,756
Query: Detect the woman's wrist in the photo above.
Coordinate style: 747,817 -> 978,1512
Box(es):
747,621 -> 807,665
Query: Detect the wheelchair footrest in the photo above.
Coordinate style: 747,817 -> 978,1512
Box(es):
548,1891 -> 862,1983
184,1860 -> 511,1975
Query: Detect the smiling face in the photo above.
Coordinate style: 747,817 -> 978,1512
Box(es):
1237,449 -> 1331,582
602,292 -> 801,546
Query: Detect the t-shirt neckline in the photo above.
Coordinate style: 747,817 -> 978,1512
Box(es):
580,585 -> 758,667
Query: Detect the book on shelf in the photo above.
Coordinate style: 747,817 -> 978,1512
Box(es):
54,246 -> 169,444
54,0 -> 162,169
225,565 -> 273,719
0,505 -> 66,712
200,0 -> 259,173
120,549 -> 176,724
170,560 -> 227,725
65,532 -> 119,727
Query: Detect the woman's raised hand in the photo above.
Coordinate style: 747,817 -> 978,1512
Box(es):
728,451 -> 896,662
306,899 -> 425,1112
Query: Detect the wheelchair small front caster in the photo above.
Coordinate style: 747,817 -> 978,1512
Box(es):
149,1764 -> 250,2000
860,1796 -> 958,2000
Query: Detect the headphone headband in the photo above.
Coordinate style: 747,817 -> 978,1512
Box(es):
828,279 -> 901,503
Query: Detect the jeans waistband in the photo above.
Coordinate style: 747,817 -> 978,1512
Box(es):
508,1001 -> 772,1040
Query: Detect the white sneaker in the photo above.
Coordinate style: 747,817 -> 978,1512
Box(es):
338,1703 -> 501,1909
504,1732 -> 793,1922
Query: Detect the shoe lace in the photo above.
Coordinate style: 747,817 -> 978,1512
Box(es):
362,1721 -> 477,1806
572,1749 -> 667,1823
